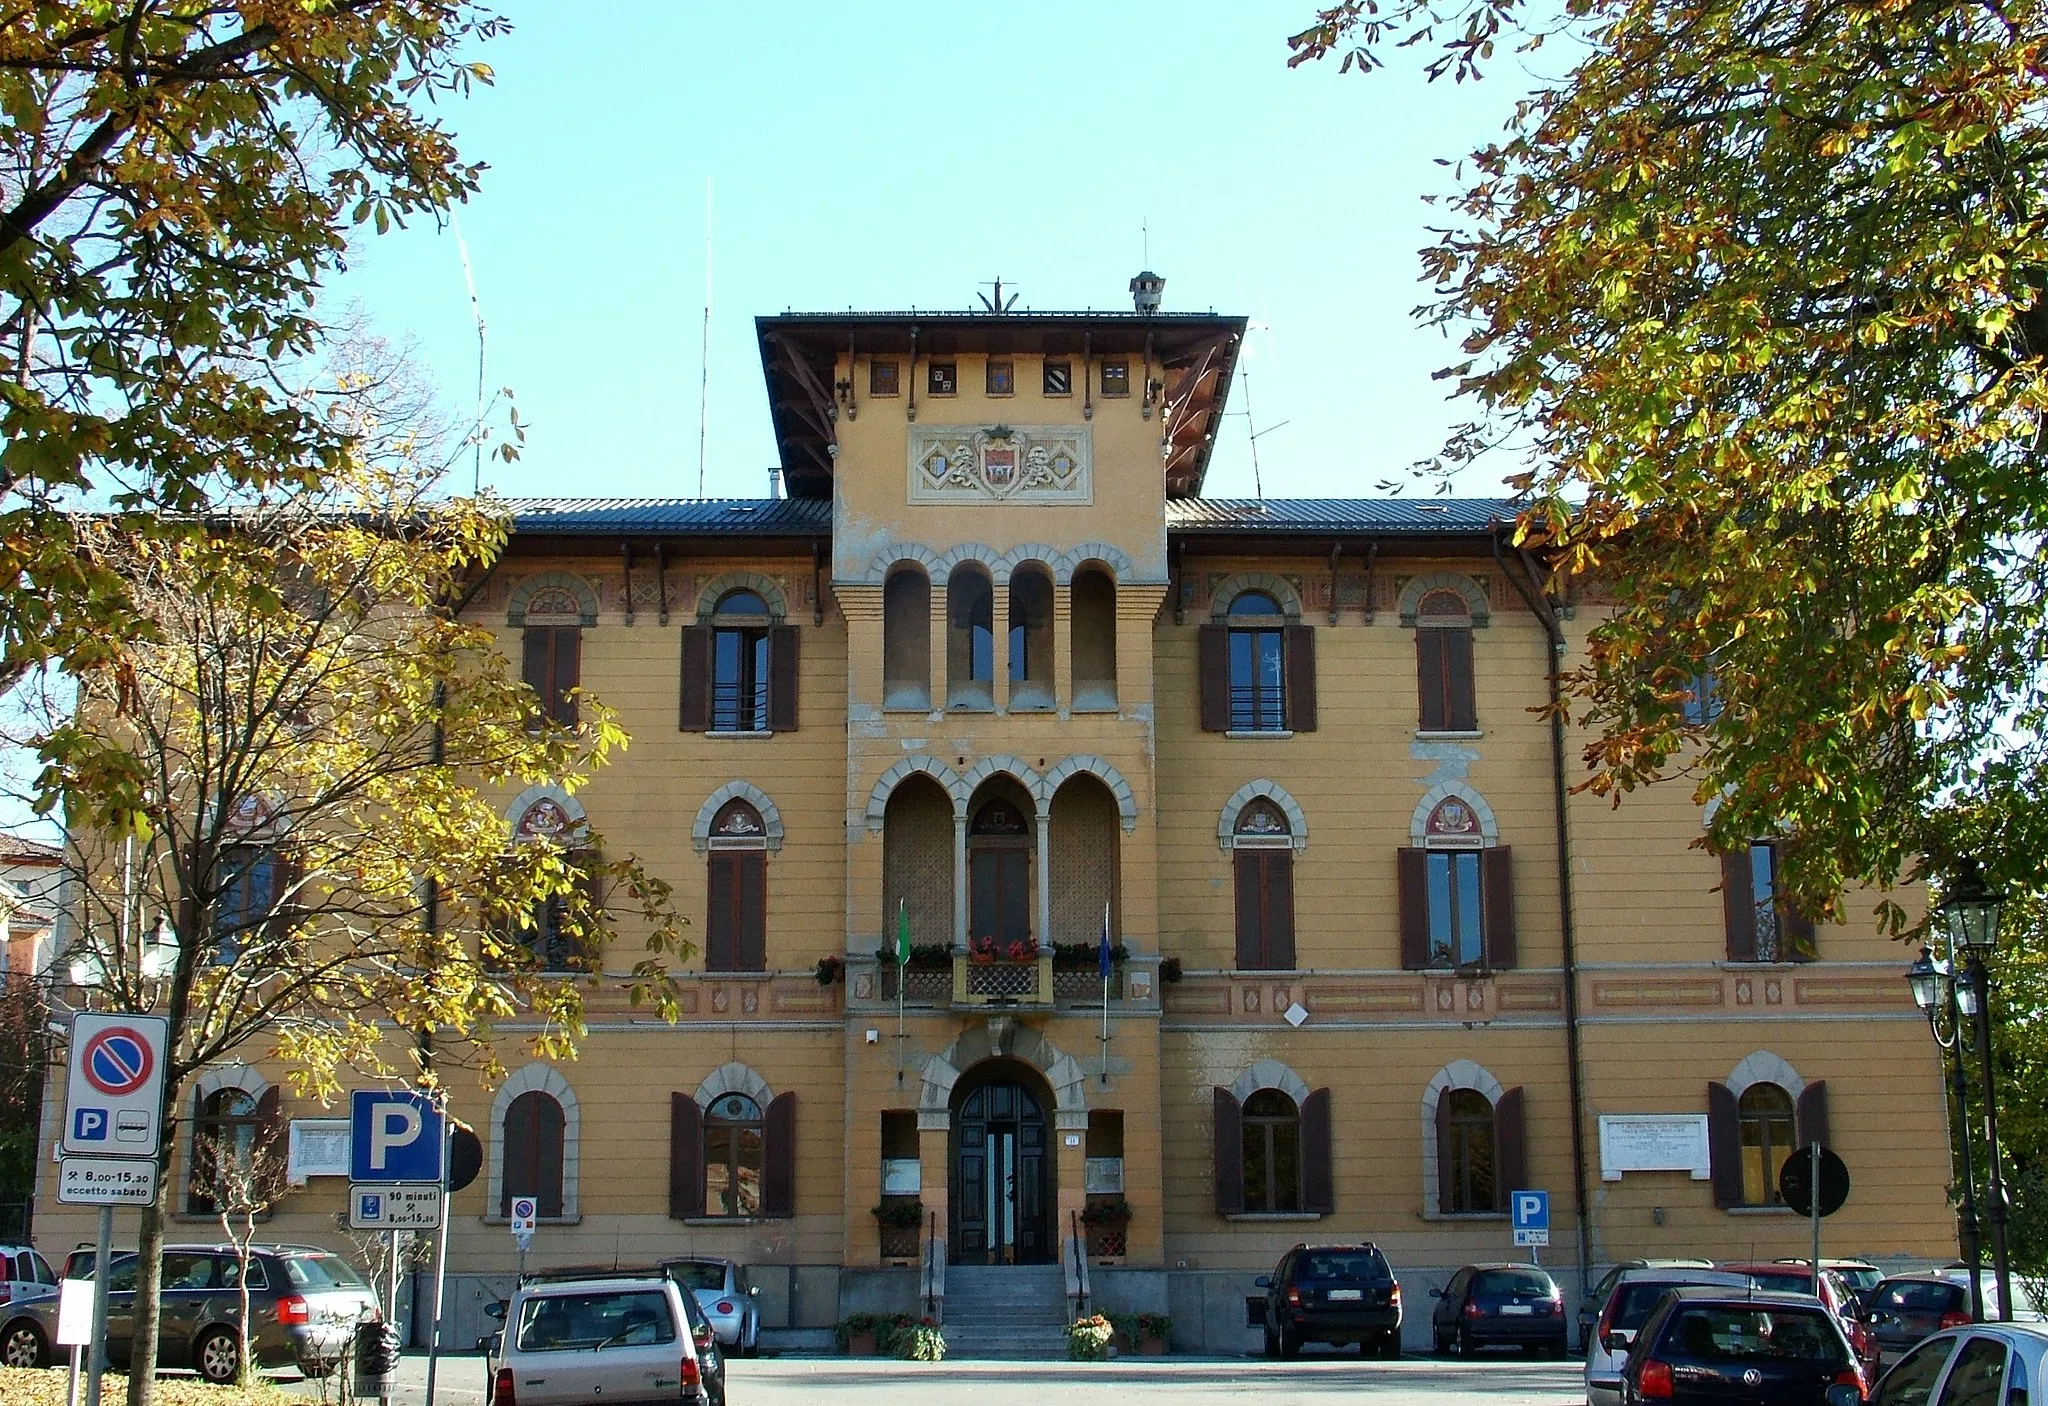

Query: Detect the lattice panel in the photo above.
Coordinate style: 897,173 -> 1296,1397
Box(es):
1050,780 -> 1119,945
1054,968 -> 1125,1003
1086,1223 -> 1128,1258
966,961 -> 1038,999
883,778 -> 954,949
880,966 -> 952,1006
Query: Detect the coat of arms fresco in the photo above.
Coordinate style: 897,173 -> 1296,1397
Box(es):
907,425 -> 1091,504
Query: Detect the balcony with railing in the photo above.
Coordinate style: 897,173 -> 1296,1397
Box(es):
860,950 -> 1149,1012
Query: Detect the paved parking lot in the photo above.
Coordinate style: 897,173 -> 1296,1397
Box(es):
324,1351 -> 1586,1406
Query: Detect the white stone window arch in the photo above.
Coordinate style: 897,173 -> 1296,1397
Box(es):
1421,1060 -> 1505,1218
1230,1057 -> 1312,1108
185,1064 -> 272,1215
505,785 -> 590,846
489,1062 -> 581,1222
1397,572 -> 1491,629
1726,1050 -> 1805,1100
695,571 -> 788,623
1409,783 -> 1498,849
1217,780 -> 1309,853
694,1061 -> 776,1111
1210,571 -> 1304,621
692,782 -> 785,853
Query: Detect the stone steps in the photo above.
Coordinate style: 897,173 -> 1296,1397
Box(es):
942,1265 -> 1070,1360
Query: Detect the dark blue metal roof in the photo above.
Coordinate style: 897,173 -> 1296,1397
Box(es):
504,498 -> 832,534
1166,497 -> 1521,534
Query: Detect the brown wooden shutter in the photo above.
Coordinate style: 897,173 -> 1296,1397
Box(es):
1283,625 -> 1317,732
1782,901 -> 1818,962
1482,846 -> 1517,970
1417,630 -> 1448,731
1398,848 -> 1430,969
1445,628 -> 1477,731
1796,1080 -> 1830,1150
1434,1089 -> 1456,1214
1494,1086 -> 1526,1212
253,1086 -> 284,1196
739,850 -> 767,972
1707,1082 -> 1743,1208
501,1095 -> 534,1217
763,1091 -> 796,1217
535,1096 -> 565,1217
706,854 -> 738,971
553,627 -> 581,726
1198,625 -> 1230,731
522,627 -> 548,697
1213,1087 -> 1244,1215
1301,1087 -> 1333,1215
1266,852 -> 1296,970
767,625 -> 800,732
669,1093 -> 704,1219
1720,850 -> 1757,961
679,625 -> 712,731
1233,852 -> 1262,970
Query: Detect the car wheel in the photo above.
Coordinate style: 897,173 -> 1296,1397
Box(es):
1381,1331 -> 1401,1359
0,1320 -> 49,1368
1278,1325 -> 1301,1360
195,1328 -> 241,1386
1263,1323 -> 1279,1358
1455,1327 -> 1474,1359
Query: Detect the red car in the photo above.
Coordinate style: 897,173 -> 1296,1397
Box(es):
1718,1261 -> 1878,1383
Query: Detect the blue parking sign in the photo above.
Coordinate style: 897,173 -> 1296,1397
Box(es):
1512,1189 -> 1549,1246
349,1090 -> 444,1184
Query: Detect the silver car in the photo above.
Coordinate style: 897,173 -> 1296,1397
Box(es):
660,1257 -> 759,1356
1869,1321 -> 2048,1406
490,1271 -> 705,1406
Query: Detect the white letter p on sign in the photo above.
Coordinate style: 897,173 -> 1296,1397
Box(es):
370,1104 -> 422,1170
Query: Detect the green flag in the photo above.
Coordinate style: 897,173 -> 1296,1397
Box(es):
896,899 -> 910,966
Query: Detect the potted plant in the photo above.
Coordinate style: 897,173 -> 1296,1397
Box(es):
1159,956 -> 1183,984
885,1316 -> 947,1361
970,935 -> 996,963
836,1312 -> 886,1356
1066,1313 -> 1114,1361
814,955 -> 844,986
1137,1312 -> 1171,1355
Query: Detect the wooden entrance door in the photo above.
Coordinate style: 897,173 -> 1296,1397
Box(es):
951,1078 -> 1050,1264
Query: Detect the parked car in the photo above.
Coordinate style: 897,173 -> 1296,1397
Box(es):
3,1242 -> 377,1381
1580,1260 -> 1718,1349
1719,1262 -> 1879,1377
1587,1267 -> 1757,1406
498,1267 -> 726,1406
1866,1321 -> 2048,1406
1865,1271 -> 2044,1365
1429,1263 -> 1568,1358
1619,1286 -> 1866,1406
0,1245 -> 57,1303
486,1268 -> 706,1406
658,1257 -> 759,1356
1256,1242 -> 1402,1358
1777,1258 -> 1885,1303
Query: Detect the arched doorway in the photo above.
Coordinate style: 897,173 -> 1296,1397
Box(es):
950,1061 -> 1053,1265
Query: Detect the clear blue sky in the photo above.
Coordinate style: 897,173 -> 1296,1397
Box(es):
331,2 -> 1537,503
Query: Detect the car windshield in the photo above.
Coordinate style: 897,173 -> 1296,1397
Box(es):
281,1254 -> 367,1290
1878,1282 -> 1960,1314
517,1291 -> 676,1352
1474,1270 -> 1554,1297
1662,1306 -> 1843,1364
1299,1252 -> 1388,1280
667,1263 -> 727,1292
1747,1270 -> 1821,1295
1616,1282 -> 1722,1330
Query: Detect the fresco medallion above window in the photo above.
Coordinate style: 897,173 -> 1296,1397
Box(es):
907,425 -> 1092,505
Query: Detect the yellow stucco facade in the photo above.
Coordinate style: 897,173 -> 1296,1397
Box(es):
36,297 -> 1955,1353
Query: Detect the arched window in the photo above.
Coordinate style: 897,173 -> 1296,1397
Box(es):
704,1091 -> 765,1217
1227,591 -> 1287,731
1399,791 -> 1515,972
1231,800 -> 1295,971
187,1088 -> 261,1214
706,800 -> 767,972
501,1090 -> 566,1218
1738,1083 -> 1796,1206
1241,1089 -> 1301,1213
711,589 -> 772,732
1069,566 -> 1118,711
1007,566 -> 1055,710
882,567 -> 932,710
947,569 -> 995,709
969,796 -> 1033,950
1443,1090 -> 1496,1213
1416,588 -> 1478,732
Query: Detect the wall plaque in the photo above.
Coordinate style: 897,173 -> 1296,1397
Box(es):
907,425 -> 1092,505
881,1157 -> 922,1195
1598,1114 -> 1712,1182
286,1118 -> 351,1186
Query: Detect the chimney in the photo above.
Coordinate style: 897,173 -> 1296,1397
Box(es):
1129,270 -> 1165,314
767,467 -> 783,499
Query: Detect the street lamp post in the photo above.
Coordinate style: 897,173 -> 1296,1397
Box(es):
1907,945 -> 1985,1323
1938,862 -> 2012,1323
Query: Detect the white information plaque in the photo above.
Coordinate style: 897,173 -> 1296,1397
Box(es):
1598,1114 -> 1712,1181
287,1118 -> 351,1185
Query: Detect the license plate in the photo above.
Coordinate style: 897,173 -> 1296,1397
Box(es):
1501,1305 -> 1534,1315
1327,1289 -> 1363,1301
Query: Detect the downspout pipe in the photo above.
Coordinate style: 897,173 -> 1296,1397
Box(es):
1494,530 -> 1594,1325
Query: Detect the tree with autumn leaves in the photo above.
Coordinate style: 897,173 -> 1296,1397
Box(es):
1291,0 -> 2048,911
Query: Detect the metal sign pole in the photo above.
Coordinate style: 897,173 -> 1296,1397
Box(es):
84,1204 -> 111,1406
1809,1140 -> 1823,1297
422,1115 -> 454,1406
383,1227 -> 402,1406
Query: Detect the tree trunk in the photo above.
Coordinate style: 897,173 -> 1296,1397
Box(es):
127,1190 -> 166,1406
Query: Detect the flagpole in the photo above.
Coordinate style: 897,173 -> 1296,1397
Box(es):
896,899 -> 907,1084
1099,902 -> 1111,1085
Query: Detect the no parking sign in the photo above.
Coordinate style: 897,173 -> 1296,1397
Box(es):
62,1013 -> 168,1159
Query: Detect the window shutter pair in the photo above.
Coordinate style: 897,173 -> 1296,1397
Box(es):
679,624 -> 800,731
669,1090 -> 797,1218
1394,847 -> 1517,969
1195,624 -> 1317,731
1720,846 -> 1820,962
1432,1086 -> 1526,1213
1417,628 -> 1477,731
1211,1085 -> 1333,1216
522,626 -> 581,727
1232,849 -> 1295,970
705,851 -> 767,972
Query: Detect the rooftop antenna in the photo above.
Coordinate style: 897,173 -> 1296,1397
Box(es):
697,177 -> 713,500
451,211 -> 487,495
1142,215 -> 1149,267
977,276 -> 1019,313
1233,367 -> 1289,501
